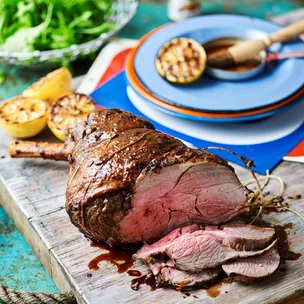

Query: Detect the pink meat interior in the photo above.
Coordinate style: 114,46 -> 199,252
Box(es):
120,162 -> 247,243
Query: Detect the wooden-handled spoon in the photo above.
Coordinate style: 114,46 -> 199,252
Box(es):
208,19 -> 304,69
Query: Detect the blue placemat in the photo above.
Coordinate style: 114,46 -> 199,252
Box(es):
90,71 -> 304,174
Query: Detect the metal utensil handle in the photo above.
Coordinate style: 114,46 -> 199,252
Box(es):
267,51 -> 304,61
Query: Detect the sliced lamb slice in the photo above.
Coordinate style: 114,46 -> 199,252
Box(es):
222,248 -> 280,283
204,226 -> 219,231
136,225 -> 276,264
205,225 -> 275,250
135,224 -> 200,262
169,234 -> 277,272
158,267 -> 221,289
150,260 -> 221,289
221,225 -> 275,250
150,260 -> 175,276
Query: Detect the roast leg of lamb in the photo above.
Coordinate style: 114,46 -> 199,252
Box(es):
9,109 -> 250,245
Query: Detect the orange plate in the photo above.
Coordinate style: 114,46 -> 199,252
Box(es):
125,27 -> 304,119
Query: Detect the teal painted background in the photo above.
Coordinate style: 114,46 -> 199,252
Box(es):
0,0 -> 302,294
0,208 -> 60,293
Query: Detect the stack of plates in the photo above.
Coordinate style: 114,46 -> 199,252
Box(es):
125,15 -> 304,123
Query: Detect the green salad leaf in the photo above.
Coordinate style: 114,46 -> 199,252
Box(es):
0,3 -> 53,52
0,71 -> 6,85
0,0 -> 116,52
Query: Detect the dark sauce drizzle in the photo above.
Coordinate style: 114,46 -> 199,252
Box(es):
127,270 -> 142,277
205,278 -> 232,299
88,239 -> 139,274
183,292 -> 191,298
131,271 -> 157,291
193,295 -> 199,298
275,223 -> 301,261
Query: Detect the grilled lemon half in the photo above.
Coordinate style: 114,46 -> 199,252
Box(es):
23,67 -> 72,104
0,97 -> 49,138
48,93 -> 96,141
156,37 -> 206,84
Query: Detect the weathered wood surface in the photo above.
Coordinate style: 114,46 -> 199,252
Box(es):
0,126 -> 303,304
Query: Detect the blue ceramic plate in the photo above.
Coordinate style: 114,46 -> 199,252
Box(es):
134,15 -> 304,112
126,81 -> 304,122
126,85 -> 304,144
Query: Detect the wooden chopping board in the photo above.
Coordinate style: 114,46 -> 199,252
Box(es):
0,128 -> 303,304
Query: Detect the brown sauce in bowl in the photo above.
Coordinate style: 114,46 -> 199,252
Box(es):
206,43 -> 262,72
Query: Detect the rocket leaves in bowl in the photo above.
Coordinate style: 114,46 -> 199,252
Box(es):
0,0 -> 116,52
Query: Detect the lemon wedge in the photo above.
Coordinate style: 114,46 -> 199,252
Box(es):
23,67 -> 72,104
156,37 -> 206,84
0,97 -> 49,138
48,93 -> 96,141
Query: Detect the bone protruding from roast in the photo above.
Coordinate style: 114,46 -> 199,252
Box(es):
9,140 -> 70,161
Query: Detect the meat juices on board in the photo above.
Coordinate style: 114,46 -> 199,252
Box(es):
88,239 -> 138,273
